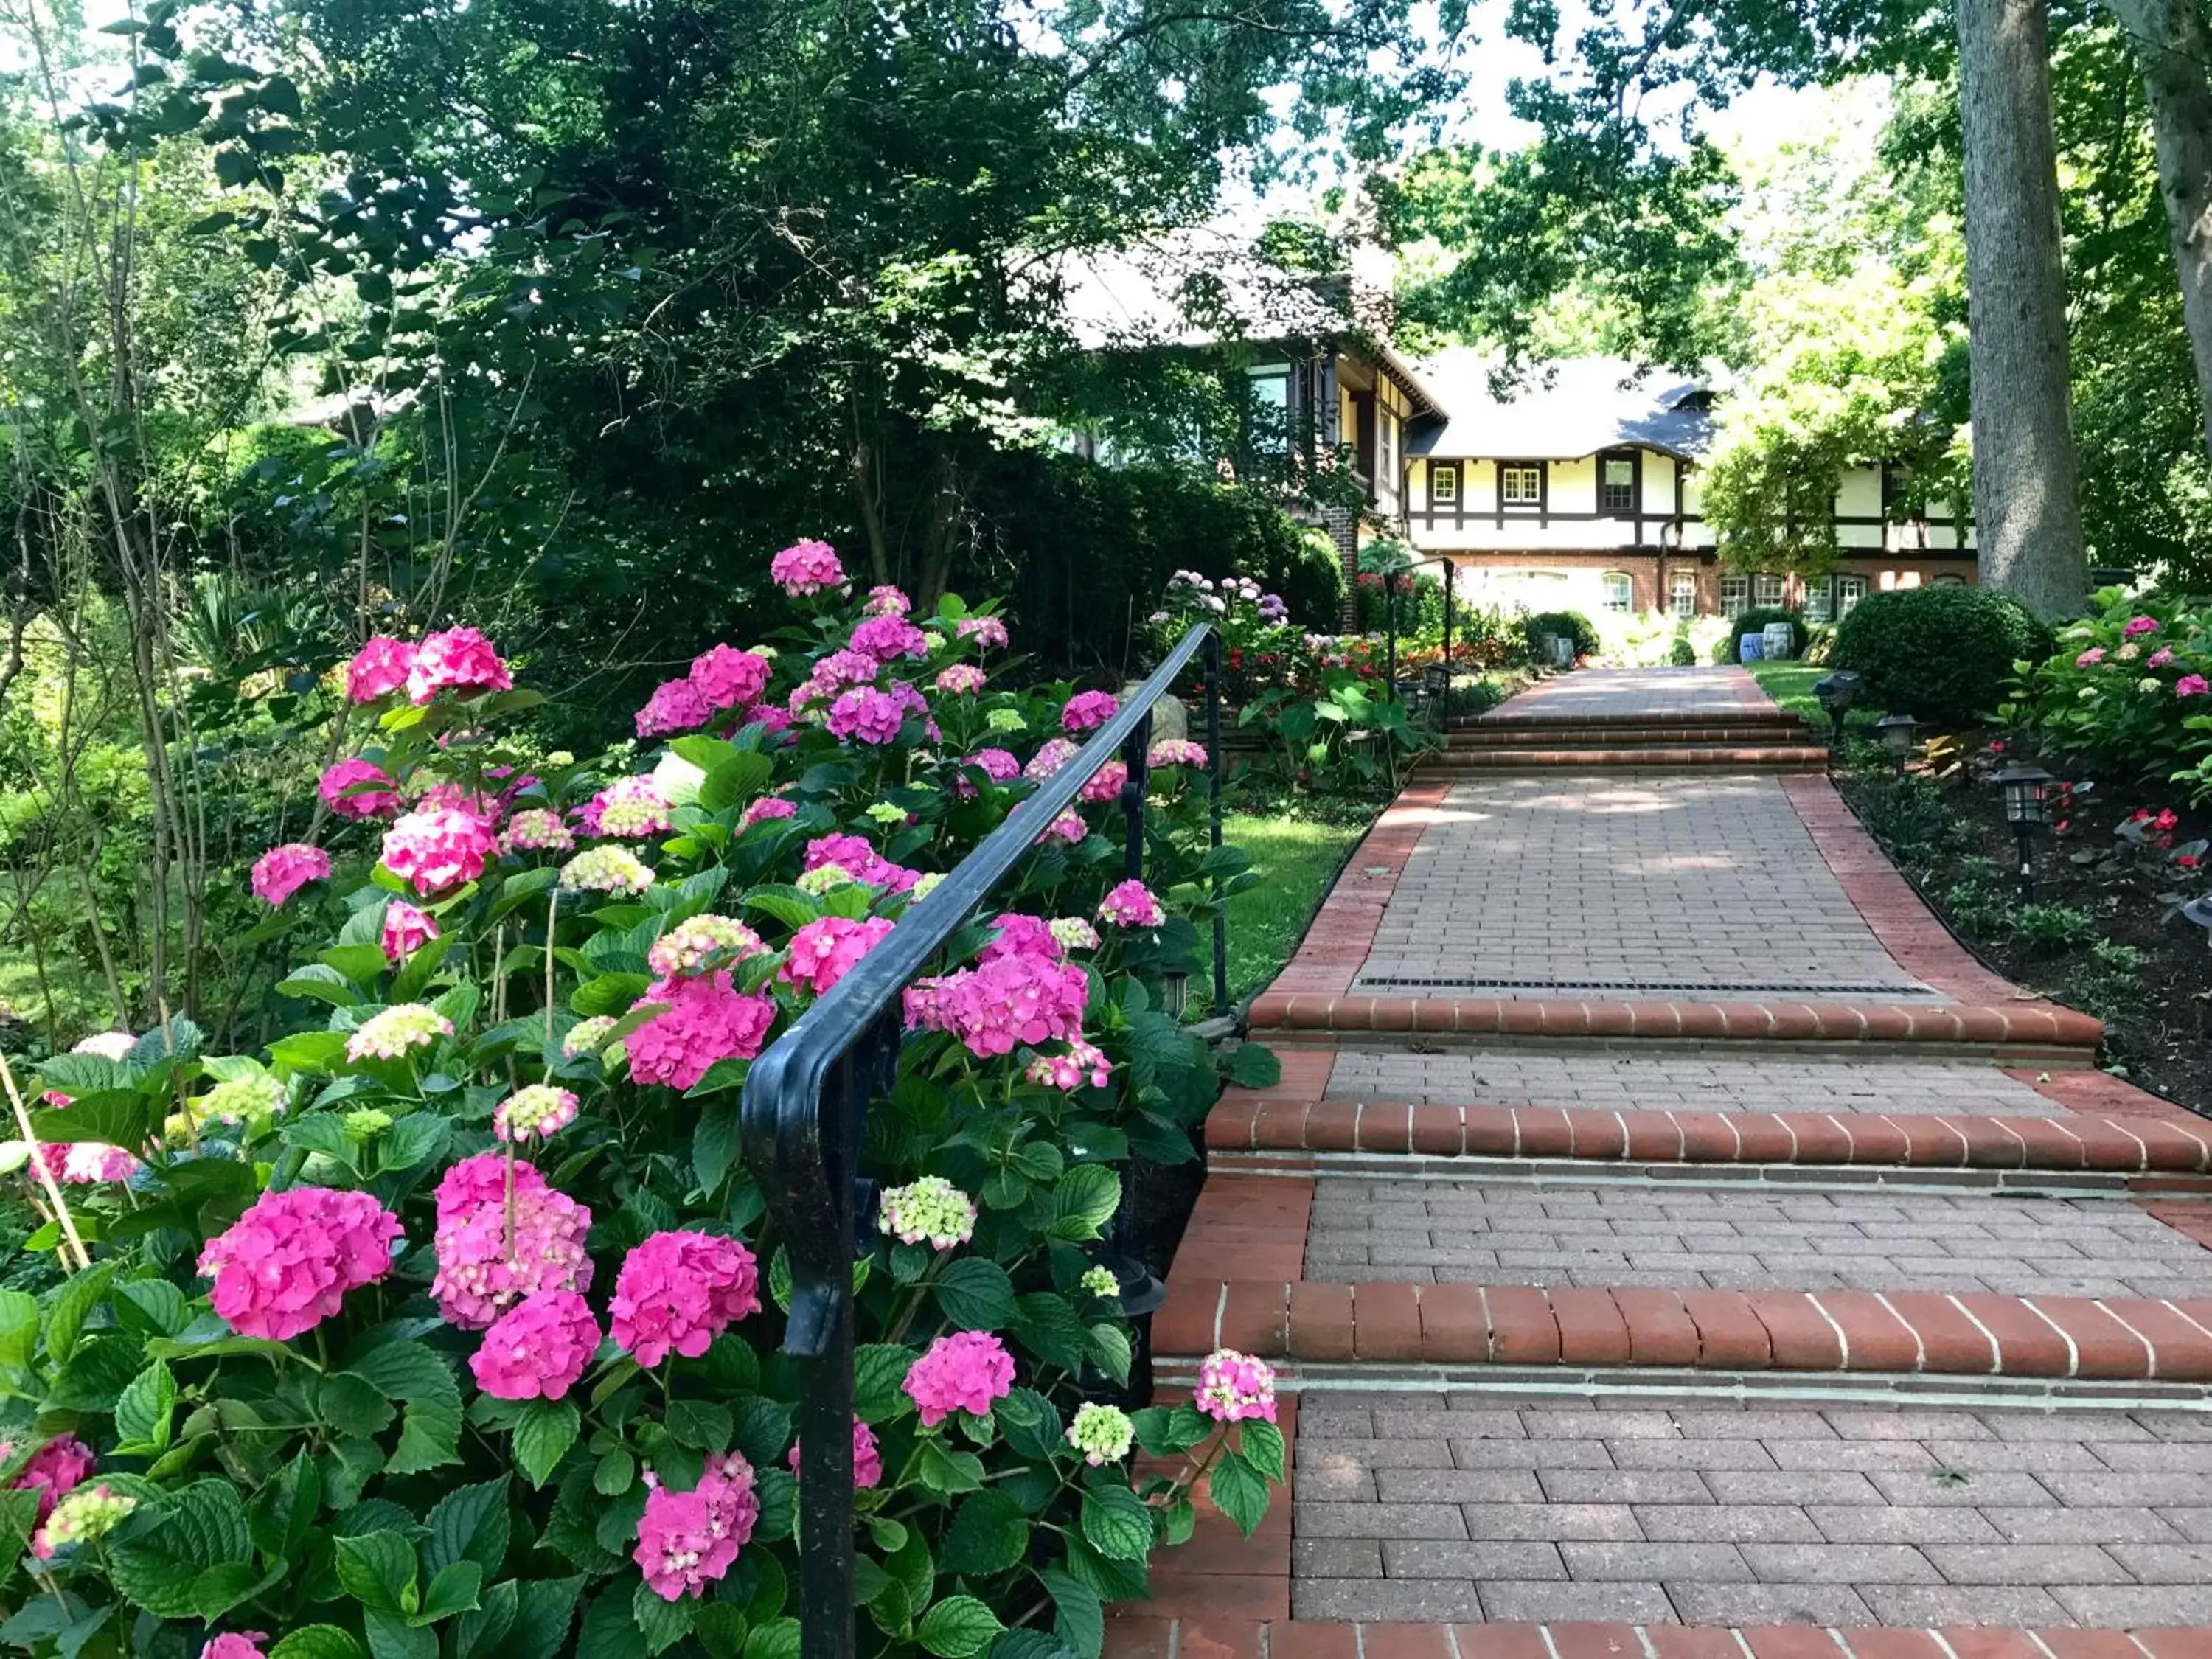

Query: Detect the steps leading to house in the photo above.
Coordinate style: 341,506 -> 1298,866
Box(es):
1426,744 -> 1833,772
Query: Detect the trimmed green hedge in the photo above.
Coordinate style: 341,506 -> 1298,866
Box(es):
1831,585 -> 2054,726
1521,610 -> 1600,661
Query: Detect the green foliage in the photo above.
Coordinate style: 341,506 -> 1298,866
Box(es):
1832,586 -> 2052,726
1668,636 -> 1697,667
1864,776 -> 1970,869
1717,609 -> 1810,665
1518,611 -> 1600,662
2013,588 -> 2212,793
0,586 -> 1286,1658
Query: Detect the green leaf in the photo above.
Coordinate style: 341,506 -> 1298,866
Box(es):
1078,1485 -> 1155,1562
336,1530 -> 419,1613
364,1610 -> 437,1659
693,1102 -> 739,1195
728,1397 -> 793,1465
427,1476 -> 512,1578
594,1448 -> 637,1496
1048,1166 -> 1120,1242
1037,1569 -> 1103,1659
271,1627 -> 366,1659
495,1576 -> 585,1659
379,1110 -> 448,1172
936,1489 -> 1029,1576
740,1621 -> 799,1659
1085,1324 -> 1130,1386
45,1260 -> 118,1364
113,1357 -> 177,1453
420,1560 -> 486,1622
279,964 -> 363,1006
268,1029 -> 351,1076
1009,1293 -> 1087,1374
1222,1043 -> 1281,1088
114,1279 -> 188,1337
346,1343 -> 463,1473
575,1586 -> 648,1659
30,1092 -> 151,1147
108,1482 -> 252,1617
666,1398 -> 732,1452
1207,1454 -> 1270,1539
932,1258 -> 1016,1332
0,1289 -> 36,1369
455,1582 -> 519,1659
249,1449 -> 322,1564
392,933 -> 458,1002
739,887 -> 821,931
917,1596 -> 1002,1658
322,942 -> 392,986
854,1344 -> 917,1422
912,1437 -> 986,1495
572,973 -> 653,1018
513,1399 -> 580,1487
1239,1420 -> 1286,1483
630,1582 -> 692,1656
700,752 -> 773,813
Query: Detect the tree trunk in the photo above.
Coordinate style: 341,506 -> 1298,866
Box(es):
2106,0 -> 2212,465
1955,0 -> 2090,619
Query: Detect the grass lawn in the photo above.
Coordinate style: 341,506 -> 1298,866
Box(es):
1747,661 -> 1882,740
1200,810 -> 1370,1012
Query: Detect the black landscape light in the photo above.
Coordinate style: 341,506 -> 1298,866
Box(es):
1991,761 -> 2053,900
1874,712 -> 1921,769
1812,670 -> 1863,751
1159,967 -> 1189,1020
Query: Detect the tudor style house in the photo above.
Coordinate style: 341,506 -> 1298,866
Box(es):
1392,352 -> 1976,623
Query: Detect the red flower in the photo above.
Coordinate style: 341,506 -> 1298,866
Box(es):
2182,853 -> 2202,870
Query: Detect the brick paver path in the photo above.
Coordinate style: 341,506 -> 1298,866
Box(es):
1355,773 -> 1935,995
1293,1394 -> 2212,1627
1325,1051 -> 2067,1116
1124,668 -> 2212,1655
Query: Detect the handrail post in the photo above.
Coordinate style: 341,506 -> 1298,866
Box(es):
1443,561 -> 1455,688
1203,633 -> 1227,1013
1385,569 -> 1398,696
1119,707 -> 1155,883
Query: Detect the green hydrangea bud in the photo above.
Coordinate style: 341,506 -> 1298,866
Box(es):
561,1016 -> 619,1057
796,863 -> 858,896
344,1108 -> 394,1141
865,802 -> 905,825
986,708 -> 1026,734
38,1484 -> 136,1551
1079,1265 -> 1120,1299
1065,1402 -> 1134,1467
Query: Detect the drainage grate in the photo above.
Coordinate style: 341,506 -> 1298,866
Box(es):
1349,975 -> 1944,997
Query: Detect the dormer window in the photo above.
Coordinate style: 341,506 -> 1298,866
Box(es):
1500,464 -> 1543,506
1599,451 -> 1638,515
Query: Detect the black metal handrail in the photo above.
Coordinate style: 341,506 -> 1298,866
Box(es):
740,624 -> 1225,1659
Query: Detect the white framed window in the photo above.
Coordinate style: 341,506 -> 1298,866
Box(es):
1430,462 -> 1459,506
1834,574 -> 1868,616
1669,571 -> 1697,619
1719,574 -> 1749,619
1753,573 -> 1785,607
1804,579 -> 1833,624
1932,573 -> 1966,587
1603,572 -> 1634,613
1380,411 -> 1399,490
1599,455 -> 1637,515
1500,464 -> 1543,506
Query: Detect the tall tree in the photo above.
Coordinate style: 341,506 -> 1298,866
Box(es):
1955,0 -> 2089,616
2105,0 -> 2212,466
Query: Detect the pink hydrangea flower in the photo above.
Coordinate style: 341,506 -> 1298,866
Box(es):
201,1636 -> 267,1659
627,972 -> 777,1091
72,1031 -> 135,1062
903,954 -> 1089,1058
2151,647 -> 2177,668
634,1455 -> 758,1600
346,636 -> 416,703
320,758 -> 401,820
12,1436 -> 93,1523
902,1331 -> 1015,1426
851,615 -> 931,664
956,616 -> 1009,649
952,748 -> 1020,799
828,687 -> 909,745
38,1142 -> 142,1184
788,1416 -> 882,1489
1036,810 -> 1087,846
382,807 -> 495,895
864,585 -> 911,616
648,915 -> 766,979
2076,647 -> 2107,668
415,781 -> 504,829
581,775 -> 673,840
251,844 -> 330,907
1148,740 -> 1208,768
406,626 -> 512,703
804,833 -> 919,893
470,1290 -> 601,1400
380,900 -> 439,963
198,1186 -> 403,1341
2125,616 -> 2162,639
493,1085 -> 580,1142
1025,738 -> 1079,781
691,645 -> 773,710
1025,1039 -> 1112,1091
503,808 -> 574,853
804,649 -> 883,701
1194,1347 -> 1277,1423
2181,676 -> 2210,698
769,539 -> 846,597
740,796 -> 799,832
934,664 -> 987,695
608,1230 -> 762,1366
1062,690 -> 1119,732
782,916 -> 896,995
981,913 -> 1063,964
1099,879 -> 1164,928
431,1155 -> 593,1329
637,678 -> 710,738
1079,761 -> 1127,804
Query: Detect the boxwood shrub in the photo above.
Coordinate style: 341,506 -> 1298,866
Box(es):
1832,585 -> 2054,726
1716,608 -> 1808,664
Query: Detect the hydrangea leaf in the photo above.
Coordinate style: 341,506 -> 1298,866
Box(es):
931,1258 -> 1015,1332
270,1626 -> 366,1659
426,1476 -> 512,1579
1077,1486 -> 1154,1563
1206,1453 -> 1269,1539
630,1582 -> 692,1657
346,1343 -> 462,1474
512,1399 -> 580,1489
916,1594 -> 1003,1659
936,1489 -> 1029,1576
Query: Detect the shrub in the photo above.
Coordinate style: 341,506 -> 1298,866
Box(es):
1,557 -> 1286,1659
1831,585 -> 2053,726
1864,775 -> 1969,867
1520,610 -> 1599,662
1715,608 -> 1808,664
1668,635 -> 1697,667
2011,586 -> 2212,793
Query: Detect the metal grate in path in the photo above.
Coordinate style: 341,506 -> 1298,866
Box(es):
1350,976 -> 1946,998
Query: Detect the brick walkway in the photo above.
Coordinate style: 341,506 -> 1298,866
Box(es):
1117,669 -> 2212,1656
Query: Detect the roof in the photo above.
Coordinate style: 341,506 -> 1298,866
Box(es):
1040,226 -> 1352,352
1406,351 -> 1715,461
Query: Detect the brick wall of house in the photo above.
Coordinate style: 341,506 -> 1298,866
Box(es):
1425,550 -> 1978,619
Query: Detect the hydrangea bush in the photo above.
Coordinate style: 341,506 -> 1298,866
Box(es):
2007,588 -> 2212,796
1,549 -> 1285,1659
